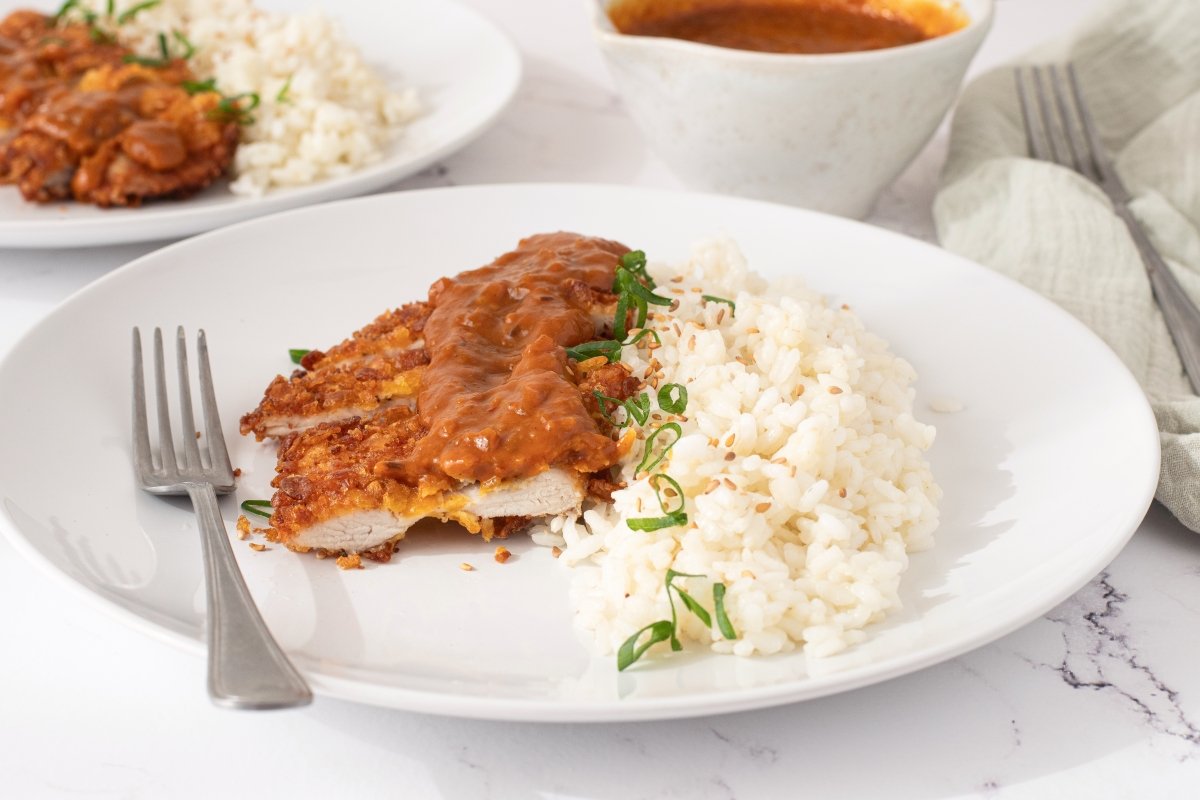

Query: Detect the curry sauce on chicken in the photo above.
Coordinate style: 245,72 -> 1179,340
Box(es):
242,233 -> 643,561
0,9 -> 238,206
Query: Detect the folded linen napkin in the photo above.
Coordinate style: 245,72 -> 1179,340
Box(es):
934,0 -> 1200,532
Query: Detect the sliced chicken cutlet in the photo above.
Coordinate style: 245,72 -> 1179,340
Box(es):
239,302 -> 431,440
267,406 -> 590,555
249,233 -> 641,558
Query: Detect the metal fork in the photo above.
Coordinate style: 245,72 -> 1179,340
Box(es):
133,327 -> 312,709
1015,64 -> 1200,394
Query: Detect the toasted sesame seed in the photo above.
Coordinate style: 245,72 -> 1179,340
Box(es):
724,434 -> 735,447
669,299 -> 681,312
724,451 -> 736,461
671,287 -> 685,295
705,479 -> 721,494
829,386 -> 843,394
755,502 -> 771,513
838,487 -> 847,498
723,478 -> 737,489
691,287 -> 702,293
459,562 -> 475,572
248,542 -> 267,552
670,274 -> 684,283
745,327 -> 760,334
552,546 -> 562,558
716,308 -> 726,324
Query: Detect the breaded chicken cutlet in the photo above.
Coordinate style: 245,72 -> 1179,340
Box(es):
242,233 -> 643,560
0,10 -> 239,206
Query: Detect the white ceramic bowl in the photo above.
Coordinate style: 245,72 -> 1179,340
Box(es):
589,0 -> 993,218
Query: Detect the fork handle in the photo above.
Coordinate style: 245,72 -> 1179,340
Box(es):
1115,203 -> 1200,395
187,483 -> 313,709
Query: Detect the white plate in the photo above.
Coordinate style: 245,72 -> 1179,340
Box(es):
0,184 -> 1159,721
0,0 -> 519,248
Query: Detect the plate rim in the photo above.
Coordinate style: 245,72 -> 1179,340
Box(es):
0,182 -> 1162,721
0,0 -> 522,248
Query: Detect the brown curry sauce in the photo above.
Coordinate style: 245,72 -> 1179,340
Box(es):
382,233 -> 630,490
608,0 -> 968,54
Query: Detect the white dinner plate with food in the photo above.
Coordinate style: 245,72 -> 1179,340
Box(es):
0,0 -> 519,248
0,184 -> 1159,721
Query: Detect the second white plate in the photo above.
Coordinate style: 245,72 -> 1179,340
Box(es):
0,0 -> 520,248
0,184 -> 1159,721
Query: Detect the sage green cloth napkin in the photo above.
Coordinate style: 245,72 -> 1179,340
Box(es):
933,0 -> 1200,532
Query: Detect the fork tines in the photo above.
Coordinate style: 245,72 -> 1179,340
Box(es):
132,327 -> 234,491
1014,64 -> 1116,188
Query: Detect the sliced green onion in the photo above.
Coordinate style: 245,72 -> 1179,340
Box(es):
702,295 -> 736,315
625,392 -> 650,426
288,348 -> 311,365
53,0 -> 81,23
636,422 -> 681,474
182,77 -> 217,95
649,473 -> 685,515
240,499 -> 272,519
171,29 -> 194,60
117,0 -> 161,24
566,339 -> 621,363
122,31 -> 170,66
617,620 -> 674,671
211,92 -> 260,125
618,249 -> 654,288
106,0 -> 115,16
276,73 -> 294,103
657,383 -> 687,415
713,584 -> 738,640
592,390 -> 629,428
625,328 -> 661,348
626,511 -> 687,532
88,26 -> 114,43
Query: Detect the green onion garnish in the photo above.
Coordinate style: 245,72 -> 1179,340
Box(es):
289,348 -> 311,365
182,77 -> 217,95
171,29 -> 194,60
593,391 -> 651,429
122,31 -> 170,66
649,473 -> 684,514
657,383 -> 687,415
612,266 -> 672,340
702,295 -> 736,315
626,512 -> 688,531
566,339 -> 621,363
210,91 -> 260,125
88,26 -> 114,43
617,620 -> 674,671
616,570 -> 735,670
53,0 -> 81,23
117,0 -> 161,24
276,73 -> 294,103
618,249 -> 654,288
636,422 -> 681,474
713,583 -> 738,639
106,0 -> 115,16
240,499 -> 272,519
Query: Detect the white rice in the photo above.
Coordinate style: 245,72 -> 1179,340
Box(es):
535,238 -> 940,659
82,0 -> 419,195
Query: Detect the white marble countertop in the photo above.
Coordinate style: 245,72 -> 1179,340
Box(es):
2,0 -> 1198,797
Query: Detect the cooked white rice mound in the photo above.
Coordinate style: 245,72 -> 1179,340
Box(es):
535,238 -> 940,659
88,0 -> 419,195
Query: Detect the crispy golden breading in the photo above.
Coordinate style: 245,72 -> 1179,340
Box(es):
239,305 -> 433,440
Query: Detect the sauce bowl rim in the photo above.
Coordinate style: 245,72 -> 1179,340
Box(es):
587,0 -> 995,63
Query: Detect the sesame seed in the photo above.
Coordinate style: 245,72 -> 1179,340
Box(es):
838,488 -> 847,498
671,287 -> 685,295
829,386 -> 843,394
459,562 -> 475,572
248,542 -> 267,552
723,478 -> 737,490
670,275 -> 684,283
755,502 -> 771,513
745,327 -> 760,334
724,452 -> 736,461
705,479 -> 721,494
716,308 -> 726,324
552,546 -> 562,558
724,434 -> 735,447
669,299 -> 681,312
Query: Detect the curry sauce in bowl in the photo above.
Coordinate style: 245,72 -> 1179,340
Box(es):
607,0 -> 969,55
